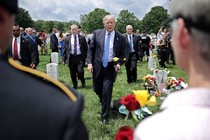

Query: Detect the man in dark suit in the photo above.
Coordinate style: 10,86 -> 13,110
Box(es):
24,27 -> 39,68
64,24 -> 87,89
123,25 -> 141,84
50,28 -> 59,53
0,1 -> 88,139
8,23 -> 36,68
87,15 -> 125,124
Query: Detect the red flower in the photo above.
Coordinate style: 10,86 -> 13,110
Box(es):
115,126 -> 134,140
178,78 -> 184,83
120,94 -> 140,111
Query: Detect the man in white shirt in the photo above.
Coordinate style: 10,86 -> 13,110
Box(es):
134,0 -> 210,139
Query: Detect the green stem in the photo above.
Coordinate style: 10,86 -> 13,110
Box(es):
125,113 -> 129,120
131,111 -> 139,122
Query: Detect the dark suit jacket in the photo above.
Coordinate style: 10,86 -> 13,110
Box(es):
64,34 -> 88,66
123,33 -> 141,62
0,58 -> 88,140
87,29 -> 125,77
50,33 -> 58,50
24,34 -> 39,67
8,36 -> 36,67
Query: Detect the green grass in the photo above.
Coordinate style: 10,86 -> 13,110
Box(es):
37,51 -> 187,140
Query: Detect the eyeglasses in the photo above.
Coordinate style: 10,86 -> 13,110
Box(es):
13,29 -> 20,32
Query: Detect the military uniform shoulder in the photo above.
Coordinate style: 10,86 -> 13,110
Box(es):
7,58 -> 78,102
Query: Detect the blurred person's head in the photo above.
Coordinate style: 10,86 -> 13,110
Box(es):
103,15 -> 116,32
171,0 -> 210,74
20,27 -> 24,35
70,24 -> 79,36
0,0 -> 18,53
13,23 -> 20,38
126,25 -> 133,35
27,27 -> 33,35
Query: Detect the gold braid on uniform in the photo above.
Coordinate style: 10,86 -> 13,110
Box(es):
8,58 -> 77,102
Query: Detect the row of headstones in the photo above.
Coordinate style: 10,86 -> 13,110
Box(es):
46,52 -> 59,80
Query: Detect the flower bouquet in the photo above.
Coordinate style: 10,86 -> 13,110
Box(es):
142,74 -> 157,94
119,90 -> 156,121
164,77 -> 188,94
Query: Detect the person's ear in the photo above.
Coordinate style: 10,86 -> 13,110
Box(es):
177,18 -> 190,50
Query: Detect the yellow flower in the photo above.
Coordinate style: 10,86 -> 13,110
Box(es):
133,90 -> 157,107
147,96 -> 156,106
142,76 -> 146,82
124,58 -> 126,61
153,55 -> 157,58
133,90 -> 149,107
114,57 -> 119,62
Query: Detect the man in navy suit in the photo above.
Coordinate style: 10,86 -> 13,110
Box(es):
87,15 -> 125,124
8,23 -> 37,68
123,25 -> 141,84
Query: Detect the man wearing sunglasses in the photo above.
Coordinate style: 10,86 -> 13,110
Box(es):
7,23 -> 37,68
134,0 -> 210,139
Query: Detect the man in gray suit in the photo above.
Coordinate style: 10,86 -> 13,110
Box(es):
134,0 -> 210,139
87,15 -> 125,124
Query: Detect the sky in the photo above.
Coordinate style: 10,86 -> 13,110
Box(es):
19,0 -> 171,22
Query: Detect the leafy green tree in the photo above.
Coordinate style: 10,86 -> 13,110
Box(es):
80,8 -> 110,33
15,7 -> 34,29
44,21 -> 55,33
34,20 -> 45,32
115,10 -> 141,33
140,6 -> 169,34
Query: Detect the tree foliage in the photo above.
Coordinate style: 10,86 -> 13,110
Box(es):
140,6 -> 169,34
15,7 -> 34,29
115,10 -> 141,33
80,8 -> 110,33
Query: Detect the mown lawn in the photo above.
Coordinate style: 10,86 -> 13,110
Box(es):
37,51 -> 187,140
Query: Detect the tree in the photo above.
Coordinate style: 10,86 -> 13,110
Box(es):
15,7 -> 34,29
140,6 -> 169,34
115,10 -> 141,33
44,21 -> 55,33
34,20 -> 45,32
80,8 -> 110,33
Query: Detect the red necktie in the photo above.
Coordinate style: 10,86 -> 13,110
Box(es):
14,38 -> 18,60
74,35 -> 77,55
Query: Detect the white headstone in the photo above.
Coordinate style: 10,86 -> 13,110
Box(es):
148,57 -> 154,70
51,52 -> 59,64
46,63 -> 58,80
153,70 -> 168,93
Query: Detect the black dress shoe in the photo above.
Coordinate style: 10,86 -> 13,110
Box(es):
102,119 -> 108,125
73,86 -> 78,90
82,84 -> 86,88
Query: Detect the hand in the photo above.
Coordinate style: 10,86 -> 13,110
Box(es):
87,64 -> 93,73
30,64 -> 36,69
115,64 -> 121,72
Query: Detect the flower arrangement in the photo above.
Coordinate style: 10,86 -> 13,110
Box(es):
164,77 -> 188,91
120,90 -> 156,121
142,74 -> 157,92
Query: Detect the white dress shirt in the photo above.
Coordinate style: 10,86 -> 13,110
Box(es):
70,34 -> 81,55
12,36 -> 21,59
105,30 -> 115,62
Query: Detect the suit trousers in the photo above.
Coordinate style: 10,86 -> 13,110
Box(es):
69,54 -> 85,88
93,62 -> 114,120
125,52 -> 137,83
